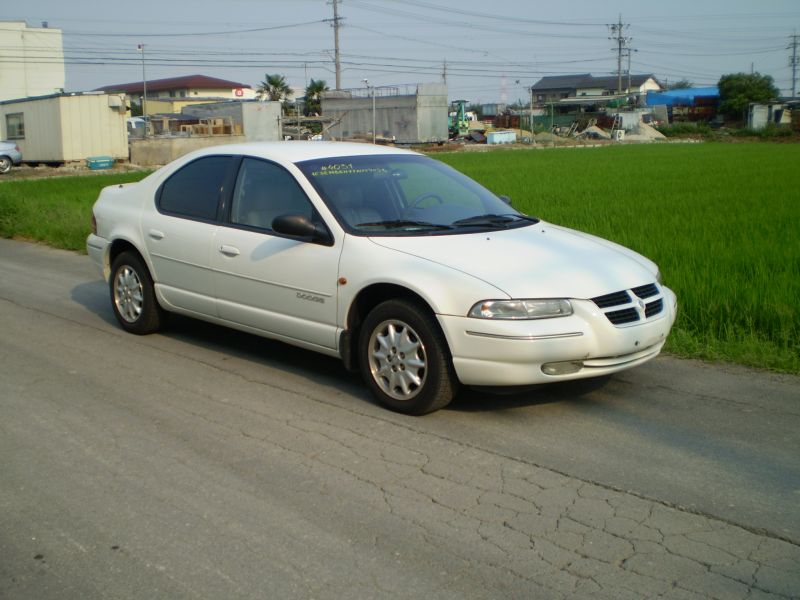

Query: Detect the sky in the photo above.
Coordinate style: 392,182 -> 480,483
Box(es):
5,0 -> 800,103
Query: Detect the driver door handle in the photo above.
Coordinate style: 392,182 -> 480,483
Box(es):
219,245 -> 240,257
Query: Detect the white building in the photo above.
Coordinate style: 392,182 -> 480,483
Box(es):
0,21 -> 65,102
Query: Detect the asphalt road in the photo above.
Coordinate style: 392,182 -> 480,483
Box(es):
1,238 -> 798,599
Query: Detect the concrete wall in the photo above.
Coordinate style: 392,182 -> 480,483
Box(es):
415,83 -> 448,143
145,98 -> 217,114
181,101 -> 281,141
322,83 -> 447,144
0,93 -> 127,162
129,135 -> 246,166
0,21 -> 65,101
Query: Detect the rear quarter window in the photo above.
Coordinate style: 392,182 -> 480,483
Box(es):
157,155 -> 233,220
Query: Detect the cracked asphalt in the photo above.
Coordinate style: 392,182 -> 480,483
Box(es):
1,238 -> 798,599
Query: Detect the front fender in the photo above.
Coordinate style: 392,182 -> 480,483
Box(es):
338,235 -> 508,324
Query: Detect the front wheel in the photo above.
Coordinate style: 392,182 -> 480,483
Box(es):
109,251 -> 165,334
358,299 -> 458,415
0,156 -> 12,174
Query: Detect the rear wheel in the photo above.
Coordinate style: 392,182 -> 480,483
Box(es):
0,156 -> 12,174
110,251 -> 164,334
358,299 -> 458,415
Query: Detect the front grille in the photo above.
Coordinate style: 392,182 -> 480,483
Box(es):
632,283 -> 659,299
645,298 -> 663,318
606,307 -> 640,325
591,290 -> 631,308
590,282 -> 664,327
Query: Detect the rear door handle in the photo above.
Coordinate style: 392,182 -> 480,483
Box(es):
148,229 -> 164,240
219,245 -> 240,257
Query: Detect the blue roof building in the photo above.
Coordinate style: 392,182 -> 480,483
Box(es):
646,87 -> 719,107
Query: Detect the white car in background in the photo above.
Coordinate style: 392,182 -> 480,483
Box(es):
87,142 -> 676,414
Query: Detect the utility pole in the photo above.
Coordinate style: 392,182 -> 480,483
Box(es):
624,46 -> 638,94
529,85 -> 534,142
442,59 -> 447,85
328,0 -> 343,90
789,31 -> 799,99
608,14 -> 630,95
138,43 -> 147,137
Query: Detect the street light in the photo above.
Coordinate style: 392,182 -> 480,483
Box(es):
362,78 -> 376,144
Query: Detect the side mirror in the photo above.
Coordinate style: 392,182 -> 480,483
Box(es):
498,195 -> 512,206
272,214 -> 332,245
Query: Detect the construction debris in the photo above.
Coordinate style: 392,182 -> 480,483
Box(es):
636,122 -> 667,139
576,125 -> 612,140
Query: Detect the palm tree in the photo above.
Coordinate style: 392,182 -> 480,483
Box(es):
303,79 -> 329,116
258,74 -> 292,102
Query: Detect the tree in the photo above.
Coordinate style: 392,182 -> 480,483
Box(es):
666,79 -> 693,90
718,72 -> 779,121
258,73 -> 292,102
303,79 -> 328,116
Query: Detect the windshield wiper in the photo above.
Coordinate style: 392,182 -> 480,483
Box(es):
452,213 -> 539,228
355,219 -> 454,230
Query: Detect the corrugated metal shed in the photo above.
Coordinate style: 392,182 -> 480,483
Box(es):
0,92 -> 128,162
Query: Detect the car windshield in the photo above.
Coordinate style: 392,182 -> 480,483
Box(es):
296,154 -> 537,234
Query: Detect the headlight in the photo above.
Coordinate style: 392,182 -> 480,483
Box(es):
655,269 -> 663,284
468,299 -> 573,320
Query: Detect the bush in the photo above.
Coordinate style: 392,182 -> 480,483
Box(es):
655,122 -> 712,137
729,125 -> 794,138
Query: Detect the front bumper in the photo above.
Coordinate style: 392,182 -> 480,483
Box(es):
439,286 -> 677,386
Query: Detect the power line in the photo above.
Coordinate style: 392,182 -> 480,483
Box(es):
0,20 -> 327,38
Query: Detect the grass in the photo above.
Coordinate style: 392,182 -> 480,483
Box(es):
0,144 -> 797,374
435,143 -> 800,373
0,171 -> 149,250
656,123 -> 799,140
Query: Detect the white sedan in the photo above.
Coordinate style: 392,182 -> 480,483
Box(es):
87,142 -> 676,414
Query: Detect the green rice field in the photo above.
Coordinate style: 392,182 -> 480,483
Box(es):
436,143 -> 800,373
0,142 -> 797,373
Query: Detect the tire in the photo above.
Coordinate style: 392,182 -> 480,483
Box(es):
109,251 -> 165,334
358,299 -> 458,415
0,156 -> 11,174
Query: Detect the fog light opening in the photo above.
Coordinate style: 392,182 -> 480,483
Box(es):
541,361 -> 584,376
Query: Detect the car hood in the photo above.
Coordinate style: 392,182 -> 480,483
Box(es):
368,222 -> 658,299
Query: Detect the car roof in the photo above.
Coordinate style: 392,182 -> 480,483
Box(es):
187,141 -> 419,164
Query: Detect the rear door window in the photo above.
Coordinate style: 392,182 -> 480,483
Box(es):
158,156 -> 233,221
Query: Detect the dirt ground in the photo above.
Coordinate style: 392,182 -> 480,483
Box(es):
1,162 -> 151,181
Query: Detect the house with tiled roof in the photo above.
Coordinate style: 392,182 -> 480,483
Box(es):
531,74 -> 662,103
95,74 -> 257,113
96,74 -> 254,100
